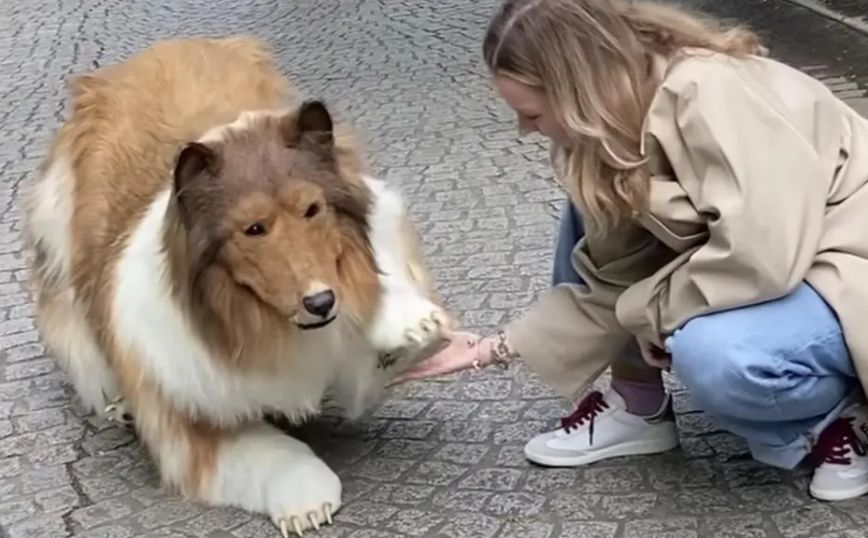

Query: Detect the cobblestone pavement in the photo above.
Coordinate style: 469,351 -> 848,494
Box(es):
812,0 -> 868,21
2,1 -> 868,537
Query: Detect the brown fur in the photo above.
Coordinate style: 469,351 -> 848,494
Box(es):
165,108 -> 380,368
49,37 -> 379,370
27,36 -> 402,500
398,215 -> 441,306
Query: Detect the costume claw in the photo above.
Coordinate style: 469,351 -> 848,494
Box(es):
280,520 -> 289,538
103,395 -> 134,425
307,512 -> 320,530
404,329 -> 422,345
323,503 -> 333,525
103,396 -> 122,414
101,389 -> 122,405
291,517 -> 304,536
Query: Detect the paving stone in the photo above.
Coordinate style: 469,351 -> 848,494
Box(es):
701,514 -> 771,538
850,97 -> 868,116
733,484 -> 810,512
624,517 -> 699,538
70,499 -> 138,530
501,521 -> 555,538
457,467 -> 523,491
78,526 -> 134,538
432,442 -> 490,464
559,521 -> 620,538
579,466 -> 648,493
1,0 -> 868,536
6,513 -> 68,538
597,493 -> 660,520
382,508 -> 444,536
771,505 -> 854,538
436,512 -> 502,538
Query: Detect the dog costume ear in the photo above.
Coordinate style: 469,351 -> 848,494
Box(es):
172,142 -> 221,225
280,100 -> 334,150
174,143 -> 217,191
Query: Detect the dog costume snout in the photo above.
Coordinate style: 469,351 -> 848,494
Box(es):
303,290 -> 335,317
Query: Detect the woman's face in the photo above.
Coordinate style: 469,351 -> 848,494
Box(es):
493,75 -> 569,145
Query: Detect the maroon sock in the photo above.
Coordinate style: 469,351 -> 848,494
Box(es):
611,378 -> 666,416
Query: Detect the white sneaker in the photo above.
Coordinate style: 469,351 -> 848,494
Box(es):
810,404 -> 868,501
523,388 -> 679,467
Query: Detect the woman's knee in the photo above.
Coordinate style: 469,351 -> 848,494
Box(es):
668,317 -> 774,414
670,315 -> 856,425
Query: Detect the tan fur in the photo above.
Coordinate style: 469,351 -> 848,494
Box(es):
398,215 -> 441,305
26,36 -> 444,519
163,109 -> 380,370
109,351 -> 224,496
74,37 -> 298,495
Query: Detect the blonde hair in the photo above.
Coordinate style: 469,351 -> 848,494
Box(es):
483,0 -> 765,231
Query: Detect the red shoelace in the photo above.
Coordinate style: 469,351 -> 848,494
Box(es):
560,391 -> 609,445
811,416 -> 867,465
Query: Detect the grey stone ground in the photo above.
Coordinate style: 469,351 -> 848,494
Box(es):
812,0 -> 868,22
2,0 -> 868,537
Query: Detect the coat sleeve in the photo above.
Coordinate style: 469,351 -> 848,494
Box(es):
505,274 -> 630,399
505,217 -> 668,398
616,63 -> 830,346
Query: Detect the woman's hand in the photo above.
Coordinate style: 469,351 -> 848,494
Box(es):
389,330 -> 516,385
637,337 -> 672,370
388,331 -> 484,385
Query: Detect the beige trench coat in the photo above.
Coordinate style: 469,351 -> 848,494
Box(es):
505,49 -> 868,399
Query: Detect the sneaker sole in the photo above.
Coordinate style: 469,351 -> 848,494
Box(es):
524,433 -> 680,467
810,481 -> 868,502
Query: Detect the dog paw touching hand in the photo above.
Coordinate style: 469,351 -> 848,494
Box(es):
403,303 -> 451,348
368,291 -> 453,362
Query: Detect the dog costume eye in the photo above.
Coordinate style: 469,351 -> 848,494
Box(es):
244,222 -> 267,236
304,203 -> 320,219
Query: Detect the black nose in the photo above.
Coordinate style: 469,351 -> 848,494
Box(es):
302,290 -> 335,317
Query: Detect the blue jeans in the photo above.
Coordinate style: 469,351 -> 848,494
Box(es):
553,201 -> 858,469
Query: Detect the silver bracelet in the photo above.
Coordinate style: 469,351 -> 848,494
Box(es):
471,330 -> 518,370
490,330 -> 518,369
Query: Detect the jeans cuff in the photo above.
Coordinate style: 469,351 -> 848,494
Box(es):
748,438 -> 812,470
747,387 -> 861,470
